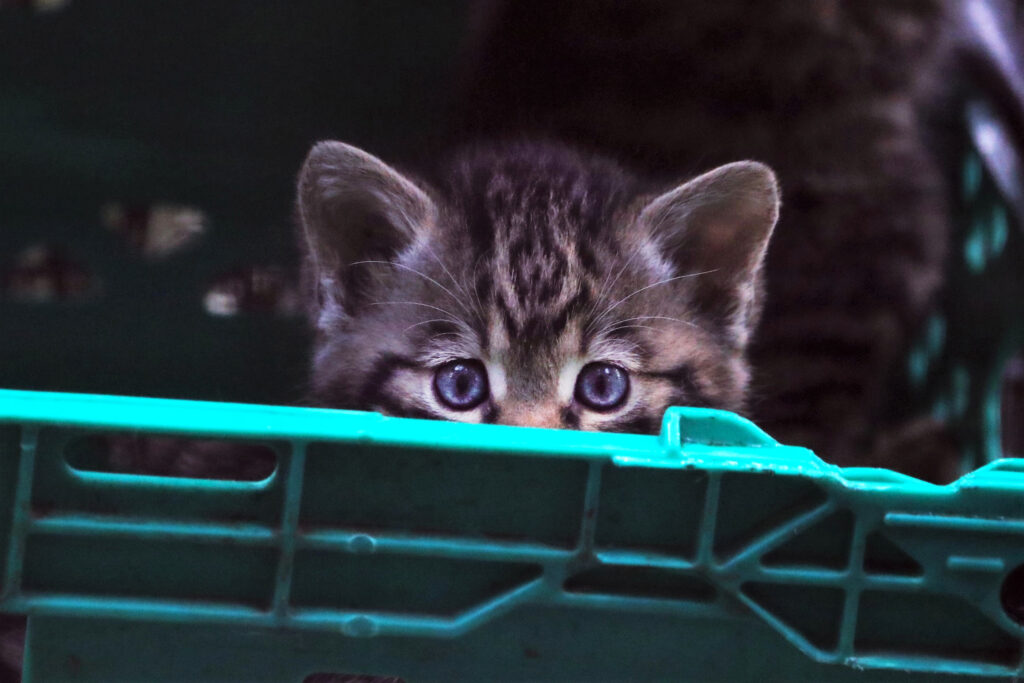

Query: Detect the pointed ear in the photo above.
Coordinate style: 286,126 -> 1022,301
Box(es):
297,141 -> 437,324
639,161 -> 780,347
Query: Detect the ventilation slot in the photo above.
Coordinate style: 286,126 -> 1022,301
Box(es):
595,467 -> 707,558
761,509 -> 854,570
24,535 -> 276,607
856,591 -> 1021,666
862,532 -> 922,576
301,444 -> 586,547
203,265 -> 300,316
101,202 -> 206,259
1,244 -> 99,303
65,434 -> 278,482
565,565 -> 716,602
291,553 -> 542,616
1001,563 -> 1024,626
714,473 -> 827,561
742,582 -> 844,651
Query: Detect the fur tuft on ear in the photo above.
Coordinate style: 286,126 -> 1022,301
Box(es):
639,160 -> 780,347
297,141 -> 437,327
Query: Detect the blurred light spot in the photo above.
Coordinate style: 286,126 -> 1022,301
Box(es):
925,314 -> 946,358
1,244 -> 99,302
203,265 -> 300,317
0,0 -> 69,10
964,225 -> 987,273
907,348 -> 928,388
989,203 -> 1009,255
962,152 -> 983,202
101,202 -> 206,259
950,365 -> 970,417
1002,353 -> 1024,457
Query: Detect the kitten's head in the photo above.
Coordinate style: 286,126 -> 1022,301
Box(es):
297,141 -> 778,433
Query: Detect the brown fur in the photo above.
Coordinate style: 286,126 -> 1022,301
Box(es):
299,141 -> 779,433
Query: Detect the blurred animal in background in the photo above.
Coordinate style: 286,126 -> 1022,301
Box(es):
452,0 -> 1024,480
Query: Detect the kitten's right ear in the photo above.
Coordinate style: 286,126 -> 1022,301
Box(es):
297,141 -> 437,325
639,161 -> 780,348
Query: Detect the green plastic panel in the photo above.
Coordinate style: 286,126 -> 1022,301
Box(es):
902,98 -> 1024,473
2,389 -> 1024,681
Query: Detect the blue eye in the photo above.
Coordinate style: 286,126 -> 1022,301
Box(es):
434,360 -> 489,410
575,363 -> 629,411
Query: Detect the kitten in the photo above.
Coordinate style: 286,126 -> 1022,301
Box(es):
297,140 -> 779,431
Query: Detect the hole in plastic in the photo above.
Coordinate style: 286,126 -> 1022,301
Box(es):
65,434 -> 277,482
291,553 -> 541,616
101,202 -> 206,259
761,509 -> 854,570
203,265 -> 300,316
1,244 -> 100,303
862,532 -> 923,577
742,582 -> 844,651
1001,563 -> 1024,626
1001,353 -> 1024,457
564,565 -> 716,602
857,591 -> 1021,665
714,473 -> 827,561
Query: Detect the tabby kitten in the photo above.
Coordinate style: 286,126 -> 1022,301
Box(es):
298,141 -> 779,431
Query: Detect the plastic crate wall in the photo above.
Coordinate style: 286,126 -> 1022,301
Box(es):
2,391 -> 1024,681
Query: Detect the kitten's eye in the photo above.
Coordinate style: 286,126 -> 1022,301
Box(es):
575,363 -> 629,411
433,359 -> 489,410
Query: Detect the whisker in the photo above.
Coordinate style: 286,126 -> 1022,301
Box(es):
585,249 -> 640,330
350,260 -> 471,315
367,301 -> 472,331
468,258 -> 485,314
591,269 -> 719,329
605,324 -> 658,333
609,315 -> 700,329
421,243 -> 469,299
401,318 -> 458,335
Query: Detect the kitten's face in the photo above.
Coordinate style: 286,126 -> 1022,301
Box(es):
298,142 -> 779,434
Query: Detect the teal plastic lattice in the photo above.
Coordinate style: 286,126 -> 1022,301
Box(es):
2,389 -> 1024,681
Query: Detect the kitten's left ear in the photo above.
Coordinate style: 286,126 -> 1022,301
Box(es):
297,141 -> 437,325
639,161 -> 780,347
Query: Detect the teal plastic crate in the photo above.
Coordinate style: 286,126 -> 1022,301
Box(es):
3,388 -> 1024,681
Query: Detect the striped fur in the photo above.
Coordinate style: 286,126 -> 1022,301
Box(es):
299,141 -> 779,433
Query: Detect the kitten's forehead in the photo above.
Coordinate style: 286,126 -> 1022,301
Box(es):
443,145 -> 639,351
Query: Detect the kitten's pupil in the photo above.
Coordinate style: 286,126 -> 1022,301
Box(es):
575,363 -> 629,411
434,360 -> 488,410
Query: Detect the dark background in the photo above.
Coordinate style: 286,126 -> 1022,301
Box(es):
0,1 -> 469,404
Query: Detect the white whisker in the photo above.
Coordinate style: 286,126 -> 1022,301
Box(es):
401,318 -> 458,335
605,324 -> 658,333
367,300 -> 472,332
421,242 -> 469,299
590,269 -> 719,329
609,315 -> 700,329
585,249 -> 641,331
350,260 -> 470,315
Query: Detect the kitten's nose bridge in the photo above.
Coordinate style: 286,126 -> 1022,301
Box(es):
500,402 -> 563,429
